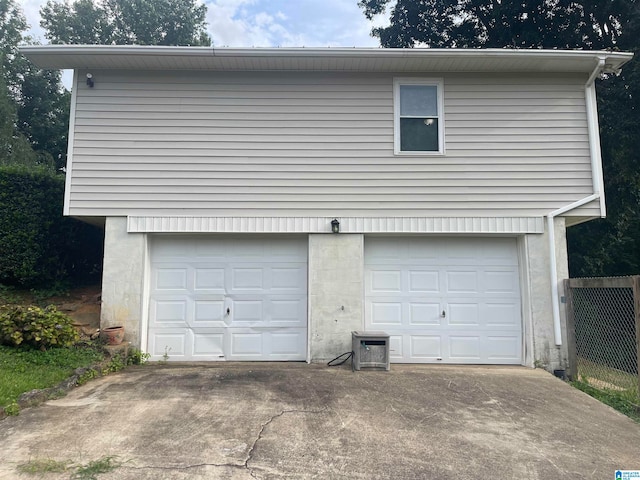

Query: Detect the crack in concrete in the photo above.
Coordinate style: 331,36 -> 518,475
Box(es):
243,408 -> 327,479
68,408 -> 328,479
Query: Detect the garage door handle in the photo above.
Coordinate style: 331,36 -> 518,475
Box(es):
441,310 -> 446,318
226,307 -> 230,315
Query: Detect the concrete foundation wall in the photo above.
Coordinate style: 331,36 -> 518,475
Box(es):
308,234 -> 364,361
101,217 -> 145,347
524,217 -> 569,371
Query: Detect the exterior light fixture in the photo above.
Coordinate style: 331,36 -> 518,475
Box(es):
331,219 -> 340,234
86,73 -> 94,88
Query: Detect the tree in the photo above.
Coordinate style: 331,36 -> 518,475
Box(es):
359,0 -> 633,50
359,0 -> 640,276
1,0 -> 68,170
41,0 -> 211,46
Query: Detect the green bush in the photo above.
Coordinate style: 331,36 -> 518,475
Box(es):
0,166 -> 103,287
0,305 -> 79,349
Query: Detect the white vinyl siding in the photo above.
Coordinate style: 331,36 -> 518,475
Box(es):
68,70 -> 597,218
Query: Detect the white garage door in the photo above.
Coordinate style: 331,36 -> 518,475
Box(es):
148,236 -> 307,361
365,237 -> 522,364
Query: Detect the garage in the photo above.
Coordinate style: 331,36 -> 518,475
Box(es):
365,237 -> 522,364
148,235 -> 308,361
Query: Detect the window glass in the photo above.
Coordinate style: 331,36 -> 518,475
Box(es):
400,85 -> 438,117
400,118 -> 439,151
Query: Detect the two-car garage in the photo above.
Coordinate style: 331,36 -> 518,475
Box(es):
147,235 -> 523,364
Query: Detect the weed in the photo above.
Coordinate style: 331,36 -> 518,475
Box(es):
4,401 -> 19,415
17,458 -> 71,474
17,456 -> 122,479
159,345 -> 171,364
101,354 -> 126,375
72,456 -> 121,480
127,348 -> 150,365
77,368 -> 99,386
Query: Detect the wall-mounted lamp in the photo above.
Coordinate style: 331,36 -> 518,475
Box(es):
331,218 -> 340,234
86,73 -> 94,88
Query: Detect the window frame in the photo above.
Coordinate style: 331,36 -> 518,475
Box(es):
393,77 -> 445,155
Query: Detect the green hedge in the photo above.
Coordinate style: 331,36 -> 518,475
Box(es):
0,166 -> 103,287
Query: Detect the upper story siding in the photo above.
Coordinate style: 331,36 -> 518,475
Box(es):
67,69 -> 597,219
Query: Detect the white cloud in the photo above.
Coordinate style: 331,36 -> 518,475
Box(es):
204,0 -> 389,48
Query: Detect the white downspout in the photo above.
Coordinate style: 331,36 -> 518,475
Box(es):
548,58 -> 606,346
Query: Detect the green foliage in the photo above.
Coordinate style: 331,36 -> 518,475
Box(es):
41,0 -> 211,46
0,305 -> 79,348
77,367 -> 98,385
127,347 -> 150,365
359,0 -> 632,49
17,458 -> 72,474
71,456 -> 122,480
1,0 -> 69,171
572,380 -> 640,423
0,167 -> 104,287
0,344 -> 104,407
4,401 -> 19,415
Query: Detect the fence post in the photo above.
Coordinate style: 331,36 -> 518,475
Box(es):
564,279 -> 577,381
634,276 -> 640,396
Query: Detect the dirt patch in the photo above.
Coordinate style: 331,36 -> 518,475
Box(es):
53,285 -> 102,337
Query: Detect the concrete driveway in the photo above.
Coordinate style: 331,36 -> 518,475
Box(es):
0,364 -> 639,479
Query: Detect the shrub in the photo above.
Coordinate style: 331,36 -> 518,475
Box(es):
0,166 -> 103,288
0,305 -> 79,349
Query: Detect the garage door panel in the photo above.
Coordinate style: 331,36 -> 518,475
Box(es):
449,336 -> 481,360
408,270 -> 439,293
485,335 -> 521,361
365,237 -> 522,364
231,299 -> 263,324
369,301 -> 403,326
484,302 -> 521,327
483,269 -> 520,294
149,235 -> 307,361
447,303 -> 480,326
194,268 -> 225,291
271,299 -> 306,324
231,268 -> 264,290
410,335 -> 442,359
446,270 -> 479,293
150,298 -> 188,325
149,329 -> 189,358
370,270 -> 402,292
271,267 -> 306,291
409,302 -> 441,325
270,330 -> 306,356
193,298 -> 225,326
192,331 -> 225,359
154,267 -> 188,291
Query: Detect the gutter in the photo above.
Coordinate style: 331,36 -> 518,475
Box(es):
547,57 -> 605,346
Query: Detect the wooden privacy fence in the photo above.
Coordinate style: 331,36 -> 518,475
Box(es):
564,276 -> 640,403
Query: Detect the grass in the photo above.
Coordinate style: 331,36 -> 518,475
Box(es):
17,458 -> 72,474
18,456 -> 122,479
572,380 -> 640,423
0,344 -> 105,409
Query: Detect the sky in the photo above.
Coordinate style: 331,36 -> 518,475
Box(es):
17,0 -> 391,48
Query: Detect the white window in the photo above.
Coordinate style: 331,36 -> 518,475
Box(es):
394,78 -> 444,155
